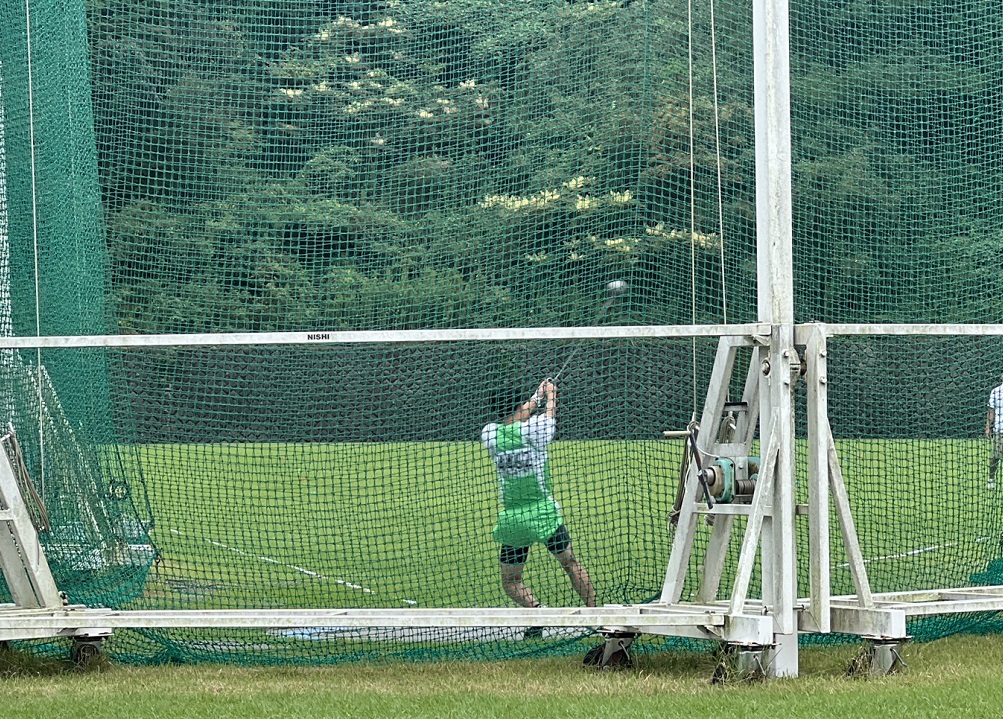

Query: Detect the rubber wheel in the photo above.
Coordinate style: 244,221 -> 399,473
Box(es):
583,643 -> 605,667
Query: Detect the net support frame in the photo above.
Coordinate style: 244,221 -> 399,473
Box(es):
0,430 -> 62,612
0,324 -> 771,350
5,324 -> 1003,668
7,0 -> 1003,677
795,323 -> 1003,644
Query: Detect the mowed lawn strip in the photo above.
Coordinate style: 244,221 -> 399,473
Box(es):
4,635 -> 1003,718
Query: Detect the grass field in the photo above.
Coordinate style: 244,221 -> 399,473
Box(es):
125,440 -> 686,612
128,437 -> 1003,602
4,634 -> 1003,718
39,436 -> 1003,663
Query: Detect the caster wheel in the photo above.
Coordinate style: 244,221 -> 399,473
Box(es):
71,640 -> 103,670
582,636 -> 634,670
602,646 -> 633,669
583,642 -> 604,667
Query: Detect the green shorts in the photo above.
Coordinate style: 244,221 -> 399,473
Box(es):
492,498 -> 562,549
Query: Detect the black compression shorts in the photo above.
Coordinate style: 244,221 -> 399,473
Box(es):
499,524 -> 572,566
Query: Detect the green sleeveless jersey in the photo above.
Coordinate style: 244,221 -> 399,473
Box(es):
481,415 -> 562,547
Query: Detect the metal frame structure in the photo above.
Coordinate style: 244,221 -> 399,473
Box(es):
6,321 -> 1003,676
800,324 -> 1003,648
5,0 -> 1003,678
0,433 -> 63,614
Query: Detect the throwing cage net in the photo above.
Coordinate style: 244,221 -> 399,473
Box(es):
0,0 -> 1001,664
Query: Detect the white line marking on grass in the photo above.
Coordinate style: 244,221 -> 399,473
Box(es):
839,535 -> 996,568
168,528 -> 418,604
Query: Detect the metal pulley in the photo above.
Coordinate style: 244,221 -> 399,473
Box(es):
665,425 -> 761,523
701,457 -> 760,504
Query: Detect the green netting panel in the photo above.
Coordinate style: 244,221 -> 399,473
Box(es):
0,0 -> 112,440
2,0 -> 1003,668
0,1 -> 151,614
106,338 -> 708,664
803,336 -> 1003,641
67,0 -> 748,333
0,0 -> 753,664
790,3 -> 1003,323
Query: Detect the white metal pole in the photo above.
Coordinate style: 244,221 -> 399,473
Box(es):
753,0 -> 797,677
754,2 -> 794,326
805,325 -> 831,633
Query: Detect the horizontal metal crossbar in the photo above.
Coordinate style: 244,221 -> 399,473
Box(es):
802,323 -> 1003,340
819,585 -> 1003,638
831,585 -> 1003,616
0,606 -> 729,630
5,323 -> 1002,351
0,324 -> 771,350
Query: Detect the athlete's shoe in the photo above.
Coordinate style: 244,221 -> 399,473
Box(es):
989,479 -> 996,491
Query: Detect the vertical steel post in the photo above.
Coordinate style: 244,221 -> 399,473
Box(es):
753,0 -> 797,677
805,325 -> 832,633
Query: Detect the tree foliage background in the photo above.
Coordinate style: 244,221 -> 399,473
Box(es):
1,0 -> 1000,440
90,0 -> 754,333
85,0 -> 1003,335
